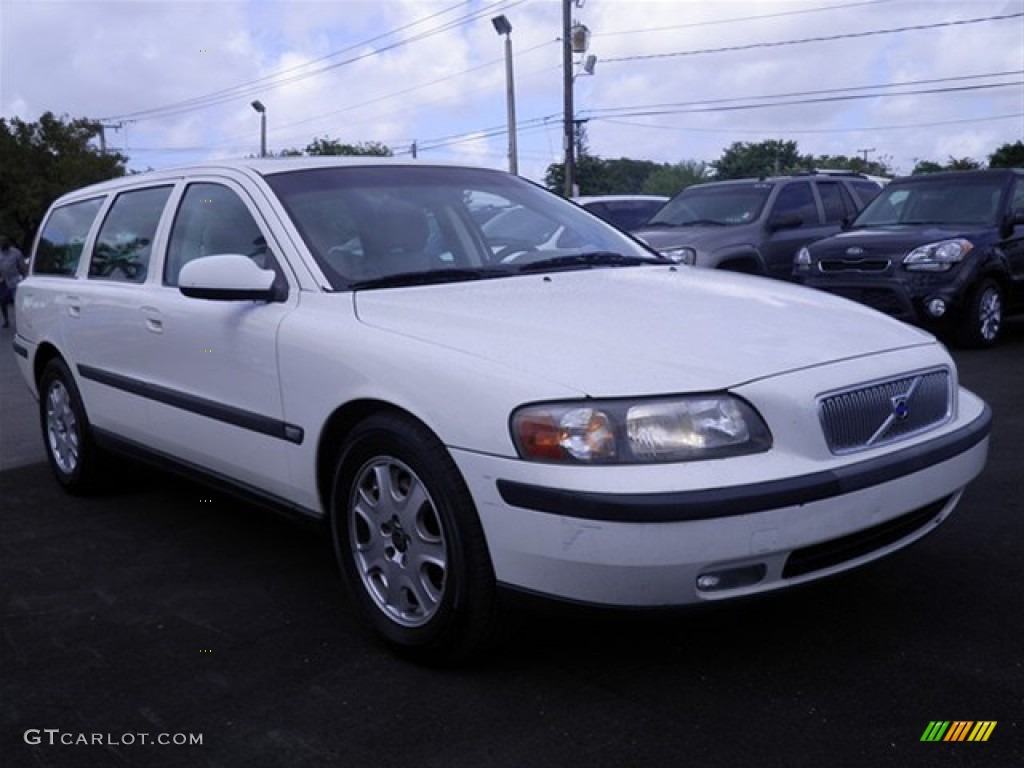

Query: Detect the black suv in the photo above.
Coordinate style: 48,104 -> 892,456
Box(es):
794,169 -> 1024,348
632,171 -> 882,280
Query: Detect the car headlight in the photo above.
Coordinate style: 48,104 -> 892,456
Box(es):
660,246 -> 697,265
903,238 -> 973,272
511,395 -> 772,464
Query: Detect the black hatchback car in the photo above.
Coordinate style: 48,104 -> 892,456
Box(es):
794,169 -> 1024,347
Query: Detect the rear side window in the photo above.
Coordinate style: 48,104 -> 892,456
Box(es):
89,186 -> 173,283
33,197 -> 104,276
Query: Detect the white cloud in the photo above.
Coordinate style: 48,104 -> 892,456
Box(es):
1,0 -> 1020,181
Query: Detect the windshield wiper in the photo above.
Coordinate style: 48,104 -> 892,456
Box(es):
677,218 -> 727,227
348,267 -> 510,290
644,218 -> 727,228
515,251 -> 662,273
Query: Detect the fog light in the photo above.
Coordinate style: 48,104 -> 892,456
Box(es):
696,563 -> 766,592
926,298 -> 947,317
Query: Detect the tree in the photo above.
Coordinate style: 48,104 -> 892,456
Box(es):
304,137 -> 393,156
806,153 -> 893,178
946,156 -> 982,171
712,140 -> 802,179
988,141 -> 1024,168
911,156 -> 982,174
0,112 -> 126,249
641,160 -> 710,196
544,155 -> 681,197
911,159 -> 945,175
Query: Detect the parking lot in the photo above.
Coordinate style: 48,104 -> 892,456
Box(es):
2,319 -> 1022,768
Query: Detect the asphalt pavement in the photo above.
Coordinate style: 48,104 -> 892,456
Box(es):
2,319 -> 1022,768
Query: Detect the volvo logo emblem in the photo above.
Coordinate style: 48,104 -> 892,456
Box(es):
891,395 -> 910,422
846,246 -> 865,256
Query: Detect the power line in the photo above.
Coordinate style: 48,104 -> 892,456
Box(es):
580,81 -> 1020,120
408,79 -> 1020,156
101,0 -> 526,122
603,13 -> 1024,63
581,70 -> 1024,117
597,0 -> 894,38
600,112 -> 1023,137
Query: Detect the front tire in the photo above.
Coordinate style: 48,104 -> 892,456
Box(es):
955,278 -> 1002,348
38,358 -> 105,493
329,412 -> 500,663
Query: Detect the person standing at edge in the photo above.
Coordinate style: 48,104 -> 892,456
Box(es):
0,234 -> 27,328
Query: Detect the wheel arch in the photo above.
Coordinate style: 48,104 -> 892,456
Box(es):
315,399 -> 440,514
716,250 -> 764,274
32,342 -> 66,388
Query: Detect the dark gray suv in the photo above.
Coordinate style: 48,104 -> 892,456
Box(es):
633,172 -> 882,280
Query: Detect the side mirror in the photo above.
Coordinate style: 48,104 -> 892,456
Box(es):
178,254 -> 282,302
767,212 -> 802,232
999,209 -> 1024,239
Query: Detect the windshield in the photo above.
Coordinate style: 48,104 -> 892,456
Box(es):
263,165 -> 657,290
648,182 -> 772,227
853,176 -> 1004,228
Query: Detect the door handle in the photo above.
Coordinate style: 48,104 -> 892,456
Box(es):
141,306 -> 163,334
63,295 -> 81,318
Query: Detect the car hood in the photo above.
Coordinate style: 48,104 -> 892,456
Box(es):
353,267 -> 933,396
632,224 -> 751,252
809,224 -> 996,257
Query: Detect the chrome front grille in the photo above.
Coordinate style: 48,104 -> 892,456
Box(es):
818,369 -> 952,454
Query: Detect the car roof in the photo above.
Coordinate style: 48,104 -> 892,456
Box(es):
573,195 -> 669,204
46,157 -> 501,205
886,168 -> 1024,184
686,171 -> 883,191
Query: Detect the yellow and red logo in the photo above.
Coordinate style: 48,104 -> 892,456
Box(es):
921,721 -> 996,742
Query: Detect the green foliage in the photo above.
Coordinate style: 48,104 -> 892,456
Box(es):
641,161 -> 710,196
545,138 -> 1015,196
712,140 -> 803,179
988,141 -> 1024,168
911,159 -> 945,175
805,154 -> 893,178
304,137 -> 393,156
946,156 -> 982,171
911,156 -> 982,174
0,112 -> 126,249
545,155 -> 705,197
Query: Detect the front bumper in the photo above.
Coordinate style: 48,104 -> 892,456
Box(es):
453,393 -> 990,608
799,264 -> 980,330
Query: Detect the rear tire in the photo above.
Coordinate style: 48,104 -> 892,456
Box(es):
38,358 -> 105,494
955,278 -> 1002,348
329,412 -> 501,663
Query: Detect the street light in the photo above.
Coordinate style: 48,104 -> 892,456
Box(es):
491,15 -> 518,175
250,100 -> 266,158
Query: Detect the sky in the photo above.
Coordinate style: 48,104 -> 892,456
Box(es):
0,0 -> 1022,185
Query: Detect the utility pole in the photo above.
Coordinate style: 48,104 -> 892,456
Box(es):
562,0 -> 575,197
98,122 -> 123,154
857,147 -> 876,163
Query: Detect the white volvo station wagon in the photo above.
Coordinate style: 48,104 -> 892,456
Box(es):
13,159 -> 990,661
